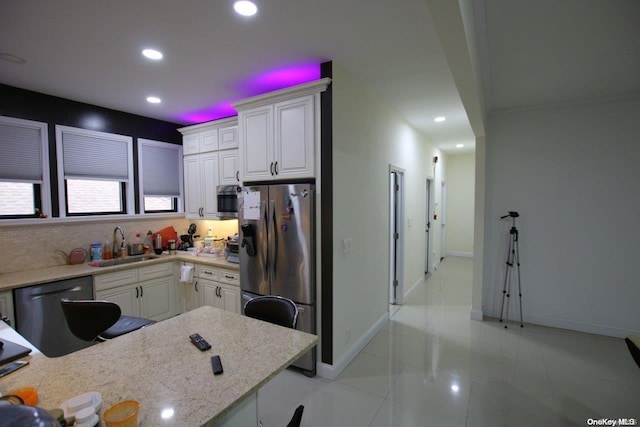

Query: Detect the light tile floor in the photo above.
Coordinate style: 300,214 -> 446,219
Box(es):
258,257 -> 640,426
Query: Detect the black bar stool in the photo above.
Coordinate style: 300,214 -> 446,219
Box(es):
61,298 -> 155,342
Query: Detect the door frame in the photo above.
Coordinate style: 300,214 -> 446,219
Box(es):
425,176 -> 435,276
389,165 -> 405,305
440,180 -> 447,261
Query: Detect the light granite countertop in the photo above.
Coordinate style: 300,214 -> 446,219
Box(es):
0,252 -> 239,292
0,306 -> 317,425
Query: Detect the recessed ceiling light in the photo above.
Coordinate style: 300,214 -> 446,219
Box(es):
146,96 -> 162,104
142,49 -> 163,60
434,116 -> 446,122
234,0 -> 258,16
456,144 -> 464,148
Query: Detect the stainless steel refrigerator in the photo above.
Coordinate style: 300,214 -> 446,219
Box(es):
239,183 -> 316,375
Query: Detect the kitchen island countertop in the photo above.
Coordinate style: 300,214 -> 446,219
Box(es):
0,305 -> 317,425
0,252 -> 239,292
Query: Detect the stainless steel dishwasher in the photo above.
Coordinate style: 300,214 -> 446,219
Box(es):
14,276 -> 96,357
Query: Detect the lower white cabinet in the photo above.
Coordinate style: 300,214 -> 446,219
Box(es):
181,263 -> 241,315
94,262 -> 177,322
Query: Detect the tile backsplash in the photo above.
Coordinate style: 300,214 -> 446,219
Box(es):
0,218 -> 239,273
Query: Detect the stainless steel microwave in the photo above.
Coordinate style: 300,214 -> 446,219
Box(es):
216,185 -> 239,218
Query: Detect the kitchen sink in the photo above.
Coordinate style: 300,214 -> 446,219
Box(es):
88,255 -> 159,267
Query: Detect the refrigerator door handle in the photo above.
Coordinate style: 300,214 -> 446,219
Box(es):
270,199 -> 278,281
262,200 -> 269,279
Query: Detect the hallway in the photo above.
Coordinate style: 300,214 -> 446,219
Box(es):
258,257 -> 640,426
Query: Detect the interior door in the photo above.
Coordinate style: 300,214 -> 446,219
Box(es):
425,178 -> 433,275
389,170 -> 402,304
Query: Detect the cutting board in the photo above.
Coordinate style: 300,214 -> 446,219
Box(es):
155,226 -> 178,247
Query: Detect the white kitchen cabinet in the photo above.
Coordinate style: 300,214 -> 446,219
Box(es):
239,96 -> 314,181
94,262 -> 176,322
218,125 -> 238,150
182,128 -> 218,155
240,105 -> 274,181
179,118 -> 238,218
234,79 -> 330,183
0,290 -> 15,327
182,264 -> 241,315
183,152 -> 218,219
274,95 -> 315,179
219,149 -> 240,185
201,280 -> 240,314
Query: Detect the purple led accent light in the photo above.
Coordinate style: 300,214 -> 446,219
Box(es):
239,63 -> 321,96
178,63 -> 321,124
179,102 -> 237,124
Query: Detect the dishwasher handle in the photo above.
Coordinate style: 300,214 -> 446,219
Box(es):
28,286 -> 84,300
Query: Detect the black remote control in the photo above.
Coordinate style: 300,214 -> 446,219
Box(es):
211,355 -> 224,375
189,333 -> 211,351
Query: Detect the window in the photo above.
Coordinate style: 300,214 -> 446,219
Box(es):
0,116 -> 50,219
138,139 -> 183,213
56,125 -> 134,217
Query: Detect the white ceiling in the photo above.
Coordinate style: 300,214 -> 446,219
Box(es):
475,0 -> 640,113
0,0 -> 476,154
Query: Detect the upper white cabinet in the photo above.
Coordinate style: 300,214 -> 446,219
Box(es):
219,149 -> 240,185
183,152 -> 218,218
234,78 -> 330,183
182,128 -> 218,155
178,118 -> 238,219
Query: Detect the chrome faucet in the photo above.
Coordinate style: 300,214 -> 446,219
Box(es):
113,227 -> 125,258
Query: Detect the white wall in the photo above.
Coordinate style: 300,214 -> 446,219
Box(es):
483,98 -> 640,337
445,153 -> 475,256
331,64 -> 445,364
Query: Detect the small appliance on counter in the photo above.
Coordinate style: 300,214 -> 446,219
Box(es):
225,235 -> 239,263
178,223 -> 199,250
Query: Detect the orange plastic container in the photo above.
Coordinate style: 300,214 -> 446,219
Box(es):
9,387 -> 38,406
103,400 -> 140,427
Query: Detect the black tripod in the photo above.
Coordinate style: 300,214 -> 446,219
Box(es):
499,211 -> 523,328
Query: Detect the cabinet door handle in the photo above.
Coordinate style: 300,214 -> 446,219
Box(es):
217,286 -> 221,298
136,287 -> 139,298
223,274 -> 234,279
236,171 -> 239,182
140,286 -> 143,298
270,162 -> 274,175
195,281 -> 198,292
203,271 -> 213,275
274,161 -> 278,175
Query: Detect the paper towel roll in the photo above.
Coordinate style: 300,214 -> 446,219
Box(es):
180,265 -> 194,283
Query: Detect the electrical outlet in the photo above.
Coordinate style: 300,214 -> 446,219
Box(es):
342,238 -> 353,254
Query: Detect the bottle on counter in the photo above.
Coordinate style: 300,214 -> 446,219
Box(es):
90,242 -> 102,261
143,231 -> 153,254
103,240 -> 112,259
205,228 -> 214,248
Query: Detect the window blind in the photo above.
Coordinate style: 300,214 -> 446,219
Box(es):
140,140 -> 181,196
61,128 -> 130,180
0,119 -> 44,182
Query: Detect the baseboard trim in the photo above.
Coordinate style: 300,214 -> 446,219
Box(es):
470,309 -> 483,321
404,276 -> 425,302
316,311 -> 389,380
446,251 -> 473,258
483,307 -> 640,338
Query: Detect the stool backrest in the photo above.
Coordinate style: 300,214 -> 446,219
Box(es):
60,298 -> 121,341
244,296 -> 298,329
